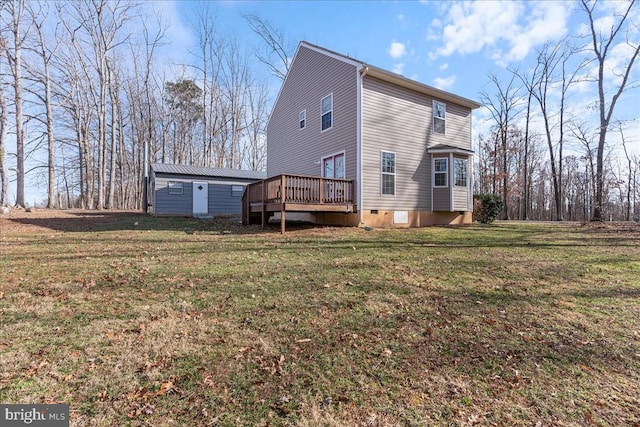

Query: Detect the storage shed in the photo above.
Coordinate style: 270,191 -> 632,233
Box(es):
150,163 -> 267,217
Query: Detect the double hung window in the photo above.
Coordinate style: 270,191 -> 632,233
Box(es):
321,94 -> 333,131
433,100 -> 446,134
381,151 -> 396,196
434,158 -> 448,187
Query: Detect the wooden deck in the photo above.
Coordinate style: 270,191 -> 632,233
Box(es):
242,174 -> 356,233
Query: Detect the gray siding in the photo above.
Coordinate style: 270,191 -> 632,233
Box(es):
432,188 -> 450,211
361,76 -> 472,211
153,175 -> 192,215
152,173 -> 255,216
453,187 -> 468,211
267,46 -> 358,183
210,183 -> 244,215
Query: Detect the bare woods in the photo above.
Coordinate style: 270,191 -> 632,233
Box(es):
476,0 -> 639,222
0,0 -> 268,210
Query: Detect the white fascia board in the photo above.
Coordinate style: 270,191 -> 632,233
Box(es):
299,41 -> 363,68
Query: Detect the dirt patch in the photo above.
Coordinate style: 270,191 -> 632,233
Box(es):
0,208 -> 147,234
0,208 -> 360,236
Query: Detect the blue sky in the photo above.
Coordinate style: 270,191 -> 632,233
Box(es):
162,0 -> 639,150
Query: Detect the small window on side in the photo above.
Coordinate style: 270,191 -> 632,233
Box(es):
321,94 -> 333,131
168,181 -> 184,195
433,100 -> 446,134
231,185 -> 244,197
299,110 -> 306,129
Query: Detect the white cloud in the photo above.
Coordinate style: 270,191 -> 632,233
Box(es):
436,1 -> 523,57
431,1 -> 572,65
433,75 -> 456,90
504,1 -> 571,62
388,41 -> 407,59
439,63 -> 449,71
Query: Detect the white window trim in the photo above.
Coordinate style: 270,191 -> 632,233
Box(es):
168,181 -> 184,195
321,93 -> 333,132
381,150 -> 396,197
231,185 -> 244,197
320,150 -> 346,179
433,157 -> 448,188
433,100 -> 446,135
299,110 -> 306,130
454,158 -> 468,187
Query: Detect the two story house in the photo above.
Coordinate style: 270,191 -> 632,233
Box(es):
249,41 -> 480,229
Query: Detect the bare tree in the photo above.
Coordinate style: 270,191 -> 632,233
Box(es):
581,0 -> 640,221
480,72 -> 521,219
25,2 -> 58,208
570,121 -> 598,217
526,42 -> 589,220
244,14 -> 293,80
0,36 -> 8,206
243,82 -> 267,171
127,11 -> 166,211
618,122 -> 637,221
4,0 -> 28,207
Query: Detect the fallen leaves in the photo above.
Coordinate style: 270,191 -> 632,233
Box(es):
155,380 -> 174,396
125,380 -> 175,419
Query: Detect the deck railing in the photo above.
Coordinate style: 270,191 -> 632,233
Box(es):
244,174 -> 354,206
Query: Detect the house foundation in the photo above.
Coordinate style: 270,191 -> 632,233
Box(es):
306,210 -> 472,228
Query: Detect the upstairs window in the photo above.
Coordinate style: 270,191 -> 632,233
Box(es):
454,158 -> 468,187
433,100 -> 446,134
321,94 -> 333,131
168,181 -> 184,195
299,110 -> 306,129
434,158 -> 448,187
381,151 -> 396,196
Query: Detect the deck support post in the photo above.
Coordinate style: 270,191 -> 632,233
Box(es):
280,175 -> 287,234
261,181 -> 266,230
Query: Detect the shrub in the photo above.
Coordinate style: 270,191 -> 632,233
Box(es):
473,193 -> 504,223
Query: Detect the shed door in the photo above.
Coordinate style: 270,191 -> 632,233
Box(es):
192,181 -> 208,215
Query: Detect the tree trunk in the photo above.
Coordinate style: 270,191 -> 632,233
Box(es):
8,0 -> 26,207
0,75 -> 7,207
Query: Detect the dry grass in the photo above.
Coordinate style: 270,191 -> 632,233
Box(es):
1,210 -> 639,426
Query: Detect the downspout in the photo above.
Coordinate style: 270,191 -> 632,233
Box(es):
357,66 -> 369,224
430,153 -> 434,212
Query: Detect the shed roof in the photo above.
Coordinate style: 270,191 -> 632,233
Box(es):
151,163 -> 267,180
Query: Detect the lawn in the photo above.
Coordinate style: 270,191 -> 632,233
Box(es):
1,210 -> 639,426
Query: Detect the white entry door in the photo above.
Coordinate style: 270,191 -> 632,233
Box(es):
192,181 -> 208,215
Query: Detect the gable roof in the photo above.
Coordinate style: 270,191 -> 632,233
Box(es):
296,41 -> 481,110
151,163 -> 267,180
